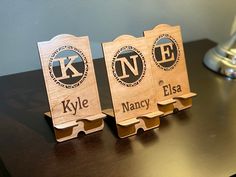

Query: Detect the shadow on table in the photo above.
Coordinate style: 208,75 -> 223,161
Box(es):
173,109 -> 191,124
105,114 -> 159,148
0,157 -> 11,177
104,115 -> 119,138
115,138 -> 133,155
0,75 -> 55,143
136,129 -> 159,146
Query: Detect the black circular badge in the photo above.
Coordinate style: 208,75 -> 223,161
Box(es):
112,46 -> 146,87
49,46 -> 88,89
152,34 -> 180,70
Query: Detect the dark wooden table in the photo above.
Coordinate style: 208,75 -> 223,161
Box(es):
1,39 -> 236,177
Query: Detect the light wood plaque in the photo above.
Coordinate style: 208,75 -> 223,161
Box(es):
37,34 -> 105,142
144,24 -> 196,115
102,35 -> 163,138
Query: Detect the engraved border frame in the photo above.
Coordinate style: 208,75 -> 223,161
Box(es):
152,34 -> 180,71
48,45 -> 89,89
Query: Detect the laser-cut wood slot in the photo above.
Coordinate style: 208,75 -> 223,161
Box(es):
38,34 -> 106,142
144,24 -> 197,115
102,35 -> 163,138
174,92 -> 197,111
116,111 -> 162,138
157,99 -> 176,116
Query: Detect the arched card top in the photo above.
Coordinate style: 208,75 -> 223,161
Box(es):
144,24 -> 180,36
38,34 -> 89,46
152,24 -> 171,30
113,35 -> 137,42
50,34 -> 76,41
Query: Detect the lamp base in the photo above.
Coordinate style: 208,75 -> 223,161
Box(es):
203,34 -> 236,79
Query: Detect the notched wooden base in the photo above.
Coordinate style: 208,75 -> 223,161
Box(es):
103,110 -> 163,138
157,99 -> 176,116
44,112 -> 106,142
173,92 -> 197,111
157,92 -> 197,116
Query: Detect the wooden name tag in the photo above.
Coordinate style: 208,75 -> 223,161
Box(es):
102,35 -> 163,138
144,24 -> 196,115
37,34 -> 105,142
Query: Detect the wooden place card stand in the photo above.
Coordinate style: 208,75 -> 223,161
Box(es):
102,35 -> 163,138
144,24 -> 196,116
37,34 -> 106,142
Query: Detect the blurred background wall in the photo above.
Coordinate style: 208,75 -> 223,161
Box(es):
0,0 -> 235,76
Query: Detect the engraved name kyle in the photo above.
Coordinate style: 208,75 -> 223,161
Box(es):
61,97 -> 88,115
122,99 -> 150,113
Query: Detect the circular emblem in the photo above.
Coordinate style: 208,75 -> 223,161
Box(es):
49,46 -> 88,89
112,46 -> 146,87
152,34 -> 180,70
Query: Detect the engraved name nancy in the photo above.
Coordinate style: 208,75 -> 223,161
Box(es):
121,99 -> 150,113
